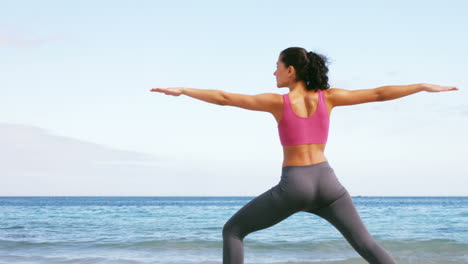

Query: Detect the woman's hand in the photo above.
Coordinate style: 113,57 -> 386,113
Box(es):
423,84 -> 459,92
150,87 -> 184,96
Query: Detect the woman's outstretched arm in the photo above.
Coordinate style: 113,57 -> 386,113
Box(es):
377,83 -> 459,101
150,87 -> 279,113
150,87 -> 224,104
329,83 -> 459,107
182,87 -> 225,105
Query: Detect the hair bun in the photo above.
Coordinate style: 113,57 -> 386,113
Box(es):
307,51 -> 318,66
279,47 -> 330,91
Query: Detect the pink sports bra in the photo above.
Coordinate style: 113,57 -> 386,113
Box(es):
277,89 -> 330,146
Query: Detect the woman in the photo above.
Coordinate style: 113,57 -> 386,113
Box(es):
150,47 -> 458,264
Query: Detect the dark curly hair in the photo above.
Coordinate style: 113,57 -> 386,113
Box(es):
279,47 -> 331,91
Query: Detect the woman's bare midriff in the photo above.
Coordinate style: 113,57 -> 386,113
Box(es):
282,144 -> 328,167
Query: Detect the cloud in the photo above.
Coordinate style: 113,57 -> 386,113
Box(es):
0,27 -> 68,48
0,122 -> 169,177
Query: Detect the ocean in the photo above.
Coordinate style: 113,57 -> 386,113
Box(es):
0,196 -> 467,264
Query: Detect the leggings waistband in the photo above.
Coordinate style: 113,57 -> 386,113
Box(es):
282,161 -> 331,172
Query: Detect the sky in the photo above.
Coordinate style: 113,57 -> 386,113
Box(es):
1,0 -> 467,196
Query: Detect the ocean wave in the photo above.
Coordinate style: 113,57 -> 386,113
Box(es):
0,225 -> 24,230
1,237 -> 467,252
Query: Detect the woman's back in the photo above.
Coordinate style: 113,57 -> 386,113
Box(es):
272,89 -> 333,167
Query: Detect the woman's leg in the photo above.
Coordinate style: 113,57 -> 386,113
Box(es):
222,185 -> 300,264
309,190 -> 397,264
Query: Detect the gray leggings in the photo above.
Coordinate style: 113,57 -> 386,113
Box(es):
222,161 -> 397,264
